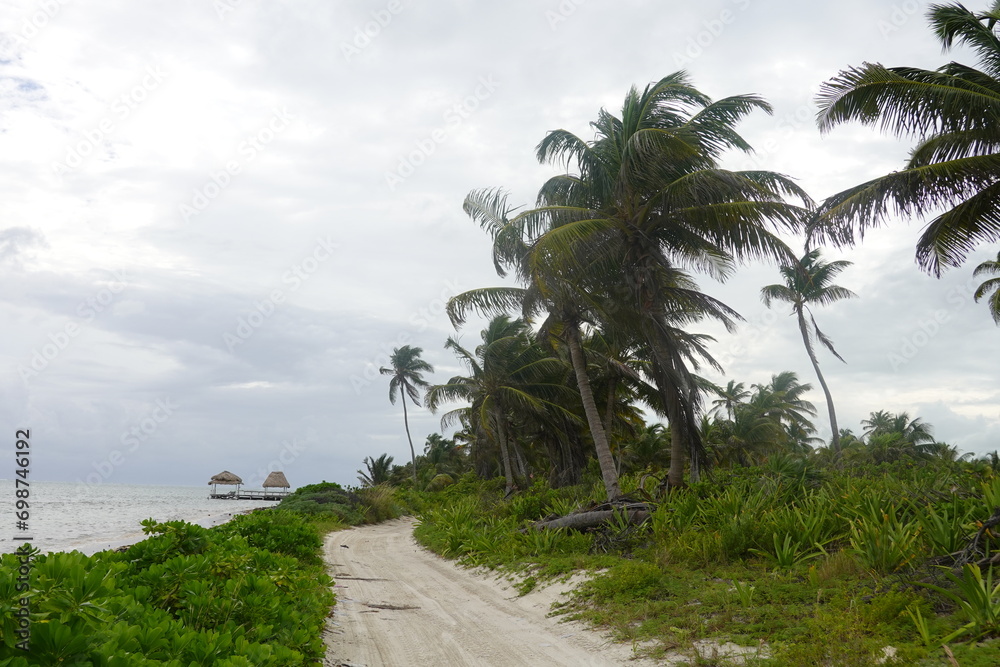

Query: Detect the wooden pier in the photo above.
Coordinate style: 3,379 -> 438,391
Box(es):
209,490 -> 290,501
208,470 -> 292,501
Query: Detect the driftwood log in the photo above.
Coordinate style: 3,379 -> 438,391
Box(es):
927,506 -> 1000,568
958,506 -> 1000,566
528,501 -> 653,532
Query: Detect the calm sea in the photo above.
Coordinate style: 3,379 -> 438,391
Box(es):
0,480 -> 282,556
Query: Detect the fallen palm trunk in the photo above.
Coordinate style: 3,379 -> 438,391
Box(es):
529,501 -> 654,531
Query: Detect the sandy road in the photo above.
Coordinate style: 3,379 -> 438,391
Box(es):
321,517 -> 662,667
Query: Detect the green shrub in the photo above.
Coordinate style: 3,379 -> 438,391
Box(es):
356,484 -> 401,523
0,511 -> 333,665
426,473 -> 455,492
215,510 -> 322,564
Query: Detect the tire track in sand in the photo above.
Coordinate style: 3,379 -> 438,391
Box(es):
321,517 -> 662,667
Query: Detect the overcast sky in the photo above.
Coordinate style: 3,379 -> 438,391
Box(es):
2,0 -> 998,490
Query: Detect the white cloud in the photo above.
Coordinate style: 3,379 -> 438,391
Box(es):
1,0 -> 997,486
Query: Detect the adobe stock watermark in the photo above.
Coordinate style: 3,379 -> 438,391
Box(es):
214,0 -> 245,21
74,397 -> 179,490
223,236 -> 338,352
14,0 -> 70,44
384,75 -> 500,192
17,270 -> 131,383
546,0 -> 587,31
350,278 -> 463,394
672,0 -> 752,67
51,65 -> 167,175
341,0 -> 408,61
878,0 -> 922,39
715,308 -> 779,370
179,107 -> 295,222
735,98 -> 815,171
242,438 -> 306,488
887,276 -> 979,371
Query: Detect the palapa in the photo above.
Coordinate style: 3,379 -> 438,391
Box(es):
263,471 -> 290,488
209,470 -> 242,497
208,470 -> 243,485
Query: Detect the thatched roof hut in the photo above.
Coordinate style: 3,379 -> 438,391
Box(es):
263,471 -> 290,489
209,471 -> 242,496
209,470 -> 242,485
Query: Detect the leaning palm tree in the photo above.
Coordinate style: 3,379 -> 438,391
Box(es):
761,249 -> 857,452
380,345 -> 433,485
815,2 -> 1000,275
974,250 -> 1000,323
517,73 -> 813,487
450,187 -> 624,500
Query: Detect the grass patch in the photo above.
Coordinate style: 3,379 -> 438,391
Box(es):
410,465 -> 1000,664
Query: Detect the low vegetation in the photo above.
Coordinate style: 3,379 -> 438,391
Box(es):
0,484 -> 401,666
0,511 -> 334,665
412,463 -> 1000,665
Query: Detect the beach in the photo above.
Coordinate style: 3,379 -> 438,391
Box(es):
323,517 -> 668,667
0,480 -> 279,555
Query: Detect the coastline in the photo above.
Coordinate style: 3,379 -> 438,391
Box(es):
64,507 -> 264,556
0,480 -> 280,556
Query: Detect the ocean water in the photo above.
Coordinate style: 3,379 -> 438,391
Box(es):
0,480 -> 281,556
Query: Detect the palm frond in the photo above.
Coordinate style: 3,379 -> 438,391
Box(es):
810,311 -> 846,363
446,287 -> 529,328
915,178 -> 1000,274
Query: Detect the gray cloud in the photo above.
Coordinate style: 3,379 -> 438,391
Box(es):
1,0 -> 998,487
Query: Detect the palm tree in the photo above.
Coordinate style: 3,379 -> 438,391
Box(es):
517,73 -> 813,487
380,345 -> 433,485
705,405 -> 786,467
761,249 -> 857,452
974,250 -> 1000,323
426,315 -> 576,494
616,422 -> 671,474
423,433 -> 467,477
749,371 -> 818,438
862,410 -> 935,447
860,409 -> 895,437
450,188 -> 624,500
357,453 -> 394,487
711,380 -> 750,419
815,2 -> 1000,275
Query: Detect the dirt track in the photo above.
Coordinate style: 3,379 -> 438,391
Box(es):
321,517 -> 662,667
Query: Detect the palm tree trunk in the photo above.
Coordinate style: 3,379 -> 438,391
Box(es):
647,333 -> 695,489
796,308 -> 841,453
565,324 -> 621,500
689,424 -> 701,483
604,377 -> 619,474
494,411 -> 516,494
401,393 -> 418,485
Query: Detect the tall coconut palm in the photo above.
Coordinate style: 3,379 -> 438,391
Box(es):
974,250 -> 1000,323
761,249 -> 856,452
380,345 -> 433,485
815,2 -> 1000,275
451,187 -> 627,500
511,73 -> 813,487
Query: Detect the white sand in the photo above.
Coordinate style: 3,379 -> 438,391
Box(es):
321,517 -> 669,667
